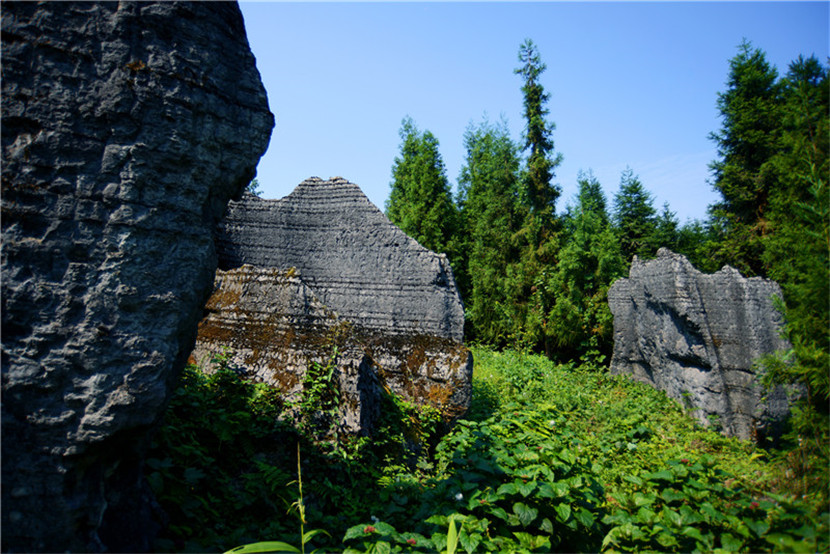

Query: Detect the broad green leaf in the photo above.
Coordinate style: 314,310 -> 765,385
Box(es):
458,530 -> 481,554
447,519 -> 459,554
746,518 -> 770,538
224,541 -> 301,554
644,469 -> 674,482
681,526 -> 705,542
555,503 -> 571,522
517,479 -> 537,497
633,492 -> 656,507
574,506 -> 596,528
660,488 -> 686,504
497,482 -> 518,496
513,501 -> 538,527
720,533 -> 743,551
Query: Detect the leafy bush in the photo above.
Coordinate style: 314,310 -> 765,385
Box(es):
149,347 -> 828,552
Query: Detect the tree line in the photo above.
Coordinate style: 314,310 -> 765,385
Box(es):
385,39 -> 828,420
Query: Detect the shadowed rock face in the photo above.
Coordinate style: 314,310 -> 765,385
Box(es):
1,2 -> 273,551
193,178 -> 472,433
608,249 -> 796,442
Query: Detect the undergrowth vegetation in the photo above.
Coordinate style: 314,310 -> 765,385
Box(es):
147,347 -> 828,553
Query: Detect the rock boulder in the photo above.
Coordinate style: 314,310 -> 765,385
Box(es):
1,2 -> 273,551
192,178 -> 473,433
608,249 -> 795,441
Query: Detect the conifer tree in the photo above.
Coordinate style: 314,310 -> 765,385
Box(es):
457,119 -> 522,343
613,168 -> 657,261
548,172 -> 625,362
708,40 -> 782,275
386,117 -> 458,257
514,39 -> 563,218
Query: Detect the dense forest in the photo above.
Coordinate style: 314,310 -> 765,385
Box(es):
147,40 -> 828,552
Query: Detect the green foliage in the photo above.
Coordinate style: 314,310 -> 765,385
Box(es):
514,38 -> 563,217
386,117 -> 459,259
613,167 -> 657,262
456,118 -> 523,343
549,171 -> 625,362
247,178 -> 263,197
146,353 -> 294,552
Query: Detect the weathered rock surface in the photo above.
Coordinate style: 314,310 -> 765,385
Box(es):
1,2 -> 273,551
608,249 -> 795,441
193,178 -> 472,433
217,177 -> 465,342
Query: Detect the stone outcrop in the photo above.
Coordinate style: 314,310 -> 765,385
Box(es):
608,249 -> 795,441
192,178 -> 472,433
217,177 -> 465,342
1,2 -> 274,551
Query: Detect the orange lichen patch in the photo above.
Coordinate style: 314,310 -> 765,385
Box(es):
204,286 -> 242,311
196,320 -> 237,345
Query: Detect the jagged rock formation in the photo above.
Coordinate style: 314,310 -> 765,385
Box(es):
1,3 -> 274,552
608,249 -> 795,441
192,178 -> 472,433
217,177 -> 465,342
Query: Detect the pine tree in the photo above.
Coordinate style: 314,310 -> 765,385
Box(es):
514,38 -> 563,218
548,172 -> 625,362
708,40 -> 782,275
386,117 -> 458,257
613,168 -> 657,261
457,119 -> 522,343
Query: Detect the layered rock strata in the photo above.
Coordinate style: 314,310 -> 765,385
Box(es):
193,178 -> 472,433
1,2 -> 274,551
217,177 -> 465,342
608,249 -> 795,441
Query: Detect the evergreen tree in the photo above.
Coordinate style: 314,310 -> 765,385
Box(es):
653,202 -> 680,253
457,119 -> 522,343
613,168 -> 657,261
514,38 -> 563,218
707,40 -> 782,275
548,172 -> 625,363
386,117 -> 458,257
761,55 -> 829,410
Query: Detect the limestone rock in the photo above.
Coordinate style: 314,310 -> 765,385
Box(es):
608,249 -> 796,441
190,265 -> 473,435
1,2 -> 273,551
194,178 -> 473,433
217,177 -> 465,342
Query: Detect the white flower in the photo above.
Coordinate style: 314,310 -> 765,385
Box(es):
454,492 -> 464,502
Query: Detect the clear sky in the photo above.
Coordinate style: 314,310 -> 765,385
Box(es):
239,1 -> 828,223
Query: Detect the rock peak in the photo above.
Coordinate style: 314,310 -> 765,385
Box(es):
218,177 -> 464,341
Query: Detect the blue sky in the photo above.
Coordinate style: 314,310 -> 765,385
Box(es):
239,1 -> 828,223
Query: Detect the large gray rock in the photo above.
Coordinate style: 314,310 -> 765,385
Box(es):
193,178 -> 472,434
217,177 -> 465,342
608,249 -> 795,441
1,2 -> 273,551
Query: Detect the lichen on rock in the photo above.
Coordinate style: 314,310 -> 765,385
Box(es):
193,178 -> 473,435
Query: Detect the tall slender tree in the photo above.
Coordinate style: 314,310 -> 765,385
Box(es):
548,172 -> 625,362
514,39 -> 563,218
386,117 -> 458,257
